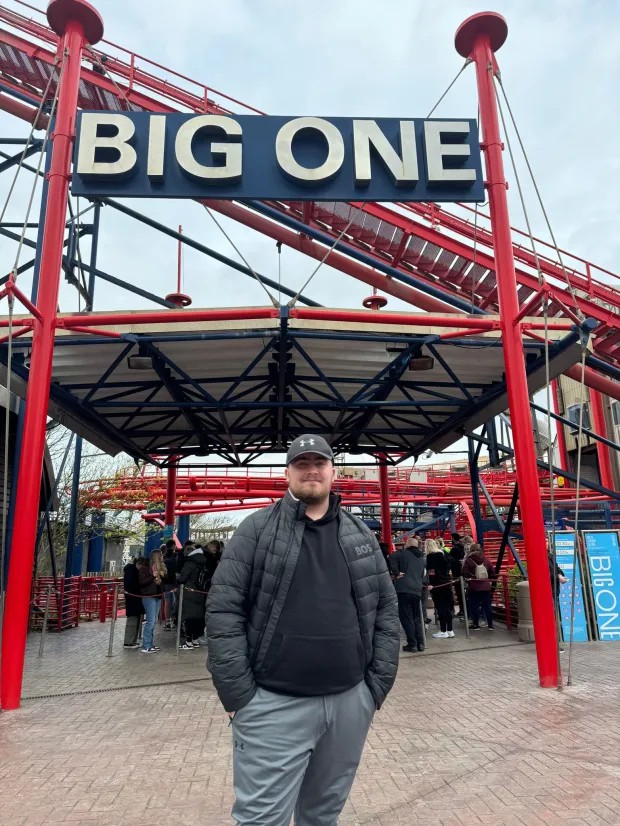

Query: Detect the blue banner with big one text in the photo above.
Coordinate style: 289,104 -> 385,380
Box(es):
583,530 -> 620,641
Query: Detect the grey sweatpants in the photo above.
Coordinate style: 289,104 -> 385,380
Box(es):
231,680 -> 375,826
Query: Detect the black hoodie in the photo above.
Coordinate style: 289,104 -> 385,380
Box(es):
256,493 -> 364,696
388,545 -> 427,596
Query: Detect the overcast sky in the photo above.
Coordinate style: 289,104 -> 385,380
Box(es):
1,0 -> 618,470
2,0 -> 619,314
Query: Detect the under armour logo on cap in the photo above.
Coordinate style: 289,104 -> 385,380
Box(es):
286,434 -> 334,465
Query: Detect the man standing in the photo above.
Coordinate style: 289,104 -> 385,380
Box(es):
388,536 -> 427,652
206,435 -> 399,826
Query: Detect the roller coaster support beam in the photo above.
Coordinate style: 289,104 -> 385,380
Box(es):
164,458 -> 179,543
456,11 -> 560,687
377,455 -> 393,553
0,0 -> 104,711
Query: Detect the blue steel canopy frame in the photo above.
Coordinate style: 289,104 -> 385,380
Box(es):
0,145 -> 322,309
0,313 -> 587,467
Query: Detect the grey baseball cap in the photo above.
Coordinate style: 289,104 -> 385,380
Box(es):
286,434 -> 334,465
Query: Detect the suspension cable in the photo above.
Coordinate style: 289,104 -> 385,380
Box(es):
0,53 -> 64,648
202,205 -> 279,307
566,345 -> 587,686
543,302 -> 563,687
494,78 -> 544,287
84,47 -> 136,112
277,241 -> 282,306
493,69 -> 584,684
0,288 -> 15,643
426,60 -> 471,118
494,76 -> 585,321
11,52 -> 65,274
0,56 -> 60,226
288,214 -> 356,307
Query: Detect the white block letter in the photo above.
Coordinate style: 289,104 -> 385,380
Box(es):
175,115 -> 242,182
353,120 -> 418,186
424,120 -> 476,183
76,113 -> 137,178
276,117 -> 344,184
147,115 -> 166,180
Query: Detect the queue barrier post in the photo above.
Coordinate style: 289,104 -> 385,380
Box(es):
175,585 -> 184,656
460,577 -> 470,639
107,583 -> 120,658
38,585 -> 52,658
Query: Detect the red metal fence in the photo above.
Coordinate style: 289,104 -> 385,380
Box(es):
29,576 -> 125,632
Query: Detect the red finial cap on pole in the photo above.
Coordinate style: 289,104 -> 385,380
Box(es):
47,0 -> 104,44
455,11 -> 507,57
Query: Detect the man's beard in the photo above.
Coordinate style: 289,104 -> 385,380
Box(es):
297,490 -> 329,505
290,481 -> 329,505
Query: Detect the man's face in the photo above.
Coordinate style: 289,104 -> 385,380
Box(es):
285,454 -> 335,504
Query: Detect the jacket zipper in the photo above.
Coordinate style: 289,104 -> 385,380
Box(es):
250,523 -> 298,669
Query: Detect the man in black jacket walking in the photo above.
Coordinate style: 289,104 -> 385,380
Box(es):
389,536 -> 427,652
206,434 -> 399,826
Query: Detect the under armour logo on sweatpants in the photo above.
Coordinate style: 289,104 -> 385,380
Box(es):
234,740 -> 245,751
299,439 -> 315,447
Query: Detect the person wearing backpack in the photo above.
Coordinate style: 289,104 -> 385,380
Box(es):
177,543 -> 208,649
461,543 -> 496,631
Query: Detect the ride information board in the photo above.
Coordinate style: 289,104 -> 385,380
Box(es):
583,530 -> 620,641
550,531 -> 589,642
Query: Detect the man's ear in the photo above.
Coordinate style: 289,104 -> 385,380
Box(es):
285,466 -> 290,483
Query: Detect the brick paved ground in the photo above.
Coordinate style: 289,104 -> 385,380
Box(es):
1,619 -> 619,825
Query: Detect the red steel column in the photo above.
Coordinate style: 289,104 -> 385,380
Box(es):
163,459 -> 179,542
456,13 -> 560,687
551,379 -> 569,474
590,390 -> 614,490
378,456 -> 393,552
0,0 -> 103,710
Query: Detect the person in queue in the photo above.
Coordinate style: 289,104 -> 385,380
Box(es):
388,535 -> 427,652
461,542 -> 496,631
177,542 -> 208,649
162,541 -> 178,630
425,538 -> 455,639
206,434 -> 399,826
123,557 -> 144,649
138,548 -> 166,653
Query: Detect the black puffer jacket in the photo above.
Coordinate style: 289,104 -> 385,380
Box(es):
206,491 -> 399,713
177,549 -> 207,619
388,545 -> 427,595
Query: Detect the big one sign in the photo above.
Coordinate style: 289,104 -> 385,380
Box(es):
71,113 -> 484,202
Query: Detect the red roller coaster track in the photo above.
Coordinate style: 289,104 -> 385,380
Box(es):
0,1 -> 619,389
79,464 -> 610,515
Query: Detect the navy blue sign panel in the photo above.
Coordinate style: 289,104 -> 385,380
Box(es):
71,112 -> 484,202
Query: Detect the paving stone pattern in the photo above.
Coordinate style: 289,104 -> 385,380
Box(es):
0,619 -> 618,825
